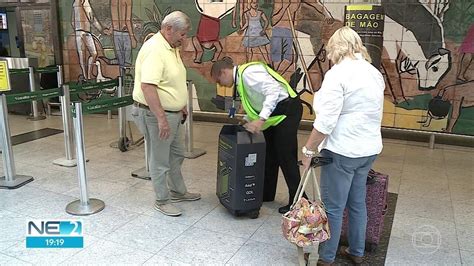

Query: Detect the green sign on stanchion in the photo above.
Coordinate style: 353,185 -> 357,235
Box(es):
67,79 -> 119,94
9,68 -> 30,75
35,66 -> 60,74
6,87 -> 60,105
71,95 -> 133,116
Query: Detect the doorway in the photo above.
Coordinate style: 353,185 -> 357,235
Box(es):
0,7 -> 21,57
0,1 -> 56,67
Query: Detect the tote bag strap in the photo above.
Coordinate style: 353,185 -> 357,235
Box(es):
310,167 -> 322,202
297,246 -> 305,266
290,167 -> 312,208
291,166 -> 323,207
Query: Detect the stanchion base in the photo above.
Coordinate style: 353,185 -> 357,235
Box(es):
53,158 -> 77,167
184,148 -> 206,159
66,198 -> 105,216
53,158 -> 89,167
110,137 -> 130,152
0,175 -> 34,189
27,115 -> 47,121
131,167 -> 150,180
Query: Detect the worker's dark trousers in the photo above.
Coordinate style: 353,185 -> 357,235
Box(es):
262,97 -> 303,205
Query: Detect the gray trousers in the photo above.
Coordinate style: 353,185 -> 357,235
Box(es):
131,106 -> 187,202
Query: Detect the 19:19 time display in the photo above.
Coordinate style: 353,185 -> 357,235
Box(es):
45,238 -> 65,246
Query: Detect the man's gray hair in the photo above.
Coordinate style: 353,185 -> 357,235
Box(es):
161,11 -> 191,31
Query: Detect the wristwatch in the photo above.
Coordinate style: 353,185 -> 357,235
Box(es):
302,146 -> 316,158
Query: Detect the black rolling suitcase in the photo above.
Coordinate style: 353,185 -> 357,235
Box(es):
216,125 -> 265,219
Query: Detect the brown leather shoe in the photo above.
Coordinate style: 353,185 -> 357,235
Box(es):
339,246 -> 364,265
316,259 -> 333,266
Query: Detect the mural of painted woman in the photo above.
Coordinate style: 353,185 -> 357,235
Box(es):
239,0 -> 270,63
72,0 -> 110,81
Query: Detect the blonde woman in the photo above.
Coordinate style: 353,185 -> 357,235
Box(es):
301,27 -> 385,265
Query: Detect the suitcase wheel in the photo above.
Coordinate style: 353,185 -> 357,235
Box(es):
118,136 -> 130,152
366,242 -> 378,253
248,210 -> 259,219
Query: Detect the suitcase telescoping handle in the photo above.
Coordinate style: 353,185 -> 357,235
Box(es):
237,124 -> 254,144
297,156 -> 332,168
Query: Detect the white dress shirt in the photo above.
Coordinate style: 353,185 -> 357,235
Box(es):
234,64 -> 289,120
313,54 -> 385,158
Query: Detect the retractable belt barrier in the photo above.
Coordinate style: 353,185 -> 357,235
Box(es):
66,79 -> 119,95
8,66 -> 64,120
53,78 -> 119,167
6,88 -> 60,105
0,65 -> 64,189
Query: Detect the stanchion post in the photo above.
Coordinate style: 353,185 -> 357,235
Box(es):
57,65 -> 63,87
47,65 -> 63,116
0,94 -> 34,189
53,84 -> 77,167
131,138 -> 150,180
183,80 -> 206,159
113,68 -> 129,152
66,102 -> 105,215
118,69 -> 126,140
27,66 -> 46,121
429,134 -> 435,149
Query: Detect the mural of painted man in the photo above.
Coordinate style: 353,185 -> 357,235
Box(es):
72,0 -> 110,81
110,0 -> 137,67
270,0 -> 333,75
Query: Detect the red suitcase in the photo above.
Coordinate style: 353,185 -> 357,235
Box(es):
340,169 -> 389,252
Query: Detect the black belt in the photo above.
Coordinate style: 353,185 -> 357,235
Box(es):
133,101 -> 181,113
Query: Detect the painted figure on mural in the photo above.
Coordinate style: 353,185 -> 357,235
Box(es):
269,0 -> 333,76
376,1 -> 452,104
110,0 -> 137,68
269,0 -> 300,73
72,0 -> 110,81
192,0 -> 237,64
32,37 -> 49,67
456,23 -> 474,84
239,0 -> 270,63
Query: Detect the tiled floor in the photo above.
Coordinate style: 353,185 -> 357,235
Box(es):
0,114 -> 472,265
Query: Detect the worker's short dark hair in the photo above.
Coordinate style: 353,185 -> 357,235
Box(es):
211,57 -> 234,78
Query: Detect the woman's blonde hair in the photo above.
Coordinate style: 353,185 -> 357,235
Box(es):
326,26 -> 372,64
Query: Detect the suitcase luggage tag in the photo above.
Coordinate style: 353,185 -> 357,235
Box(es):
228,100 -> 236,118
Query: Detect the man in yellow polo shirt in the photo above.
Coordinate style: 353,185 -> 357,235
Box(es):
132,11 -> 201,217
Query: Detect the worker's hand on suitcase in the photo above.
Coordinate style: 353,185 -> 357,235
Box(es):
244,120 -> 264,134
237,118 -> 247,126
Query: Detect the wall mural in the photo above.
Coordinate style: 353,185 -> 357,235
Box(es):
60,0 -> 473,135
